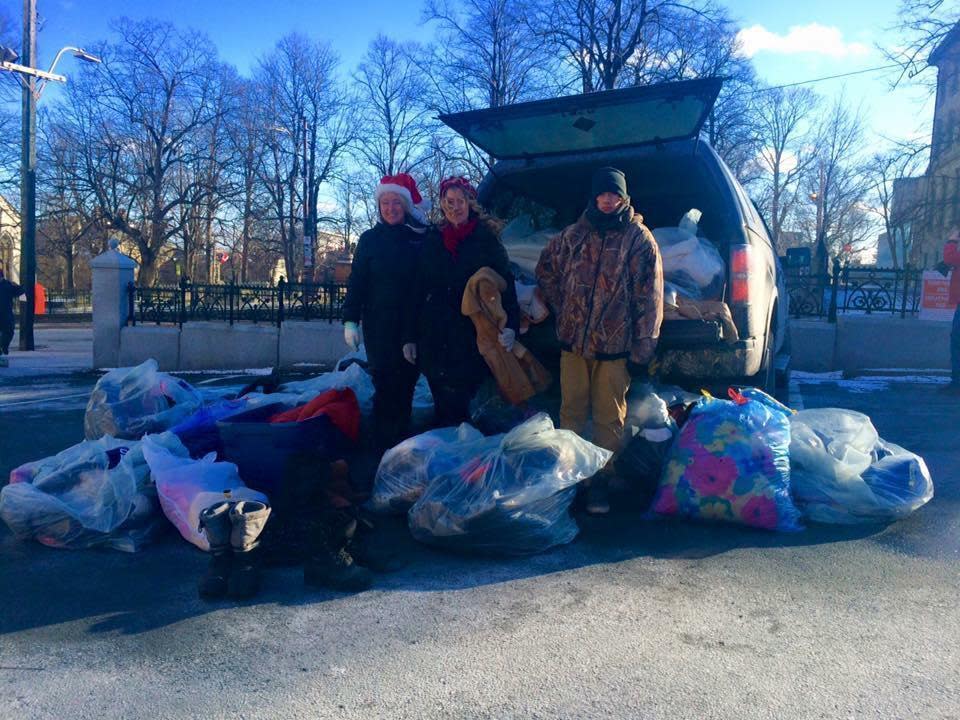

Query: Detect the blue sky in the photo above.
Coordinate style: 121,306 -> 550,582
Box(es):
1,0 -> 937,145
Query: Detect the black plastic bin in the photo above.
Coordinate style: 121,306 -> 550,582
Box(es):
217,402 -> 346,496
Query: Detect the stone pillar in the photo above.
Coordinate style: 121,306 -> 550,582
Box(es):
91,239 -> 137,369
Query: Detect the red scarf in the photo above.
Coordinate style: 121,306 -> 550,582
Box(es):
441,219 -> 477,260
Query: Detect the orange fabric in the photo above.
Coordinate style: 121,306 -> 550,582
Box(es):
268,387 -> 360,442
34,283 -> 46,315
462,267 -> 552,406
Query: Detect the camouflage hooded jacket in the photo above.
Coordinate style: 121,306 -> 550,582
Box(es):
536,206 -> 663,363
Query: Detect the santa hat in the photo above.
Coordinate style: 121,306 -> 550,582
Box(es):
375,173 -> 429,222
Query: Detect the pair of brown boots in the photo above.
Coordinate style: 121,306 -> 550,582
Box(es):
198,500 -> 272,601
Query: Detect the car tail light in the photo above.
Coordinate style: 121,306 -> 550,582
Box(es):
730,245 -> 752,304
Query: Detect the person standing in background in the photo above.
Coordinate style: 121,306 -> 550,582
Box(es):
0,261 -> 24,367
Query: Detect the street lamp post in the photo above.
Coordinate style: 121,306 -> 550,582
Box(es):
0,0 -> 100,351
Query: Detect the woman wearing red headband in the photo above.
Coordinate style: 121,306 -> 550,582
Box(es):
404,176 -> 521,426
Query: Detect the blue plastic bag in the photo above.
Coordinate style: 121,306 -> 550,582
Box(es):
170,398 -> 250,457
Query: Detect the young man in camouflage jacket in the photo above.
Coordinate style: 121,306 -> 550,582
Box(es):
536,167 -> 663,514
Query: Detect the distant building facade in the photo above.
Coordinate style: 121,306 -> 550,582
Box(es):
894,23 -> 960,267
0,196 -> 20,283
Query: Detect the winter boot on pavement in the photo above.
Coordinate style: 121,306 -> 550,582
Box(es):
198,501 -> 234,600
303,510 -> 374,593
348,513 -> 403,573
585,475 -> 611,516
227,500 -> 272,599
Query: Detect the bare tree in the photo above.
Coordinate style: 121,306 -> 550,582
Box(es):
886,1 -> 960,86
750,86 -> 820,253
254,33 -> 353,281
864,141 -> 929,267
805,98 -> 873,268
530,0 -> 724,93
353,35 -> 434,177
424,0 -> 548,109
59,19 -> 226,285
222,77 -> 268,283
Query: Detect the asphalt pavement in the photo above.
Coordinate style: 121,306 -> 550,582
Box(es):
0,337 -> 958,720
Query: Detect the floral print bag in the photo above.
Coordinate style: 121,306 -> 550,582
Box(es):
651,388 -> 803,532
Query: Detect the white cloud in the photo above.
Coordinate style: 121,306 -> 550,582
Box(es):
736,24 -> 872,59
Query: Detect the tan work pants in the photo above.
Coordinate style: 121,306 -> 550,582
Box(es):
559,351 -> 630,454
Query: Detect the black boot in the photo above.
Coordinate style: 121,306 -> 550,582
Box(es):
198,502 -> 233,600
227,501 -> 272,599
349,513 -> 403,573
303,511 -> 374,592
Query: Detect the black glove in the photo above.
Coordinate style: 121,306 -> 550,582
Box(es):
627,360 -> 649,378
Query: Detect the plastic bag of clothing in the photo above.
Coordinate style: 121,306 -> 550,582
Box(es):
619,387 -> 678,507
408,413 -> 612,555
84,359 -> 203,440
0,436 -> 174,551
368,423 -> 485,514
169,398 -> 250,457
653,210 -> 725,297
280,362 -> 376,415
789,409 -> 933,524
142,432 -> 268,551
651,388 -> 803,531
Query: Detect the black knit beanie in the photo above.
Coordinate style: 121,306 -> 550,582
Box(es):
591,166 -> 628,199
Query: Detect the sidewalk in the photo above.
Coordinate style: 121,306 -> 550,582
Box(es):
3,325 -> 93,377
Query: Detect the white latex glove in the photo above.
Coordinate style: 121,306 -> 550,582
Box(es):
344,322 -> 360,351
498,328 -> 516,352
402,343 -> 417,365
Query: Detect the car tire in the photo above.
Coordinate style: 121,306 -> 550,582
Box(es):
749,327 -> 776,394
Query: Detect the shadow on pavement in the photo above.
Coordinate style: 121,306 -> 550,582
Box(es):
0,503 -> 889,638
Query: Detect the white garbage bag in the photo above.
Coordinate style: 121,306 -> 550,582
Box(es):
84,359 -> 203,440
142,432 -> 268,551
653,209 -> 724,297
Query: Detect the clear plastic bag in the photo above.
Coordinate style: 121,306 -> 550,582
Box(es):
142,432 -> 268,551
789,410 -> 933,524
653,210 -> 725,295
408,413 -> 612,555
368,423 -> 484,514
84,359 -> 203,440
0,435 -> 173,551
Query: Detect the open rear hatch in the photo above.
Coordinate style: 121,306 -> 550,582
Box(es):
439,77 -> 723,159
443,78 -> 731,353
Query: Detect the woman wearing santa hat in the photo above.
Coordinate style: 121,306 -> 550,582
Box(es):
404,176 -> 520,426
342,173 -> 429,453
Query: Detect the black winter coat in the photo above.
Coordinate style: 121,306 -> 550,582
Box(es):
341,220 -> 424,373
405,220 -> 520,386
0,278 -> 24,330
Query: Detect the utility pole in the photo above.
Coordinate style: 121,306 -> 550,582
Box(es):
18,0 -> 37,350
301,114 -> 314,277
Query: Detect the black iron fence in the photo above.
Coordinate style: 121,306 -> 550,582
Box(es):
127,278 -> 349,327
42,289 -> 92,317
785,261 -> 923,322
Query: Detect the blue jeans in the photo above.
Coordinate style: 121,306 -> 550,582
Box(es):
952,303 -> 960,385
